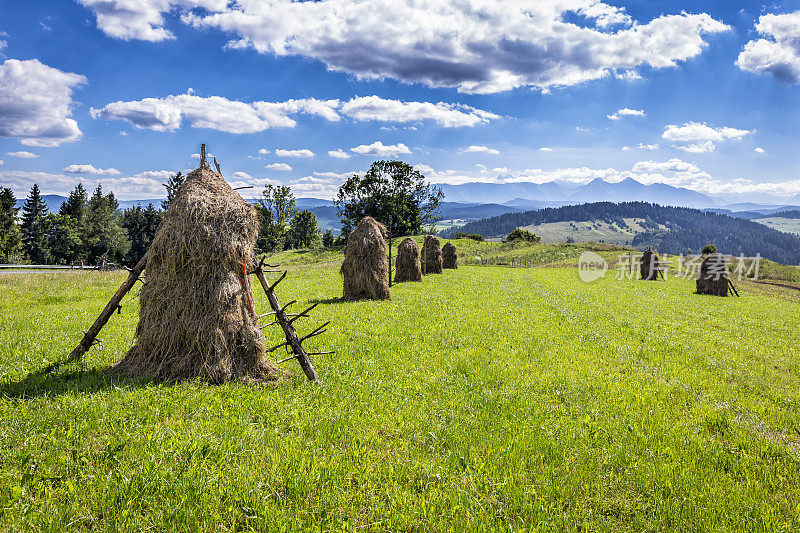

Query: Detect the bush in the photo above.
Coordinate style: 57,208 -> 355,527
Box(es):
506,228 -> 541,243
702,244 -> 717,254
454,232 -> 485,242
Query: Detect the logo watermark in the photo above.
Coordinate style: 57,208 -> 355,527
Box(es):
578,252 -> 762,283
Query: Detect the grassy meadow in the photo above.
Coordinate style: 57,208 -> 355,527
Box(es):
1,239 -> 800,531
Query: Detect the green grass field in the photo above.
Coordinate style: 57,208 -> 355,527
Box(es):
755,217 -> 800,236
1,240 -> 800,531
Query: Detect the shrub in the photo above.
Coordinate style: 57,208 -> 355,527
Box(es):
506,228 -> 541,243
454,232 -> 485,242
702,244 -> 717,255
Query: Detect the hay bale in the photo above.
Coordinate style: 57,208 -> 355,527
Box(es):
422,235 -> 443,274
112,166 -> 278,383
394,237 -> 422,282
442,242 -> 458,269
340,216 -> 390,301
696,253 -> 730,296
640,248 -> 659,280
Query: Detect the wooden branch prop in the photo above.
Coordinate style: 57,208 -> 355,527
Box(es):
200,144 -> 207,168
233,186 -> 254,191
728,279 -> 740,297
65,253 -> 148,364
213,156 -> 222,175
253,266 -> 321,381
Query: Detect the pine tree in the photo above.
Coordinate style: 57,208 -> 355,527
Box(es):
59,183 -> 88,223
85,184 -> 129,264
122,202 -> 163,265
0,188 -> 21,262
20,184 -> 49,263
161,172 -> 185,211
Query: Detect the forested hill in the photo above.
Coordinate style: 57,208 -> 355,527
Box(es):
441,202 -> 800,265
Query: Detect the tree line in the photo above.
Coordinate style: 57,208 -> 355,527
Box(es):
441,201 -> 800,265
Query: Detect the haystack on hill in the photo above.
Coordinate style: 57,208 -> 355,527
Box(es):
341,216 -> 390,301
422,235 -> 443,274
395,237 -> 422,282
442,242 -> 458,269
696,253 -> 730,296
112,165 -> 278,383
640,248 -> 659,280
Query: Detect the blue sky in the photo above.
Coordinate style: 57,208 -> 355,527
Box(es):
0,0 -> 799,202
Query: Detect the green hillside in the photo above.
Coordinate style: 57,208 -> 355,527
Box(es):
1,239 -> 800,530
755,217 -> 800,236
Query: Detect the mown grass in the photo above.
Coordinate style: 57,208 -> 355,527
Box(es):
1,252 -> 800,531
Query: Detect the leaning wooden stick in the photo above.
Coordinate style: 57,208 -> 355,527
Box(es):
66,253 -> 148,364
252,265 -> 319,381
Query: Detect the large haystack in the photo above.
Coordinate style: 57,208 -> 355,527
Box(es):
442,242 -> 458,269
696,253 -> 730,296
341,216 -> 390,301
422,235 -> 443,274
640,248 -> 659,280
394,237 -> 422,282
112,166 -> 278,383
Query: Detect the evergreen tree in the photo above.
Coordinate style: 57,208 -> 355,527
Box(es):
322,229 -> 335,248
20,184 -> 49,263
59,183 -> 88,222
0,188 -> 21,262
85,184 -> 129,264
255,185 -> 296,253
45,213 -> 82,264
122,203 -> 163,265
289,210 -> 320,249
161,172 -> 185,211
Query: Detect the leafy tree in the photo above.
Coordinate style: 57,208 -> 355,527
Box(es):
255,185 -> 296,253
289,210 -> 320,249
0,188 -> 21,262
702,244 -> 717,254
322,229 -> 335,248
20,183 -> 49,263
122,203 -> 163,265
506,228 -> 541,243
85,184 -> 129,264
45,213 -> 82,264
161,171 -> 185,211
335,160 -> 443,238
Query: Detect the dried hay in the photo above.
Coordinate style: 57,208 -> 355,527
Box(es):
111,166 -> 278,383
422,235 -> 443,274
640,248 -> 659,281
696,253 -> 730,296
442,242 -> 458,269
340,216 -> 390,301
394,237 -> 422,282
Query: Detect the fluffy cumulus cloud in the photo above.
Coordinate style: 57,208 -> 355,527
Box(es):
351,141 -> 411,157
607,108 -> 646,120
63,164 -> 121,175
177,1 -> 727,93
328,149 -> 351,159
737,11 -> 800,84
0,59 -> 86,147
339,96 -> 498,127
662,122 -> 752,153
462,145 -> 499,155
7,151 -> 39,158
0,168 -> 178,199
622,143 -> 659,151
265,162 -> 292,171
79,0 -> 729,93
92,93 -> 499,133
275,149 -> 314,158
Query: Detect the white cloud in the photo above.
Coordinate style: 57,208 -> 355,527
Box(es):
0,160 -> 4,165
607,108 -> 646,120
290,175 -> 340,198
663,122 -> 752,152
0,59 -> 85,147
313,170 -> 358,180
77,0 -> 228,42
0,169 -> 177,199
63,164 -> 121,175
737,11 -> 800,84
539,147 -> 554,152
328,148 -> 351,159
351,141 -> 411,157
7,151 -> 39,158
632,159 -> 700,174
258,148 -> 270,155
265,162 -> 292,171
339,96 -> 498,127
622,143 -> 659,151
179,1 -> 729,93
755,147 -> 766,154
275,148 -> 315,158
462,145 -> 499,155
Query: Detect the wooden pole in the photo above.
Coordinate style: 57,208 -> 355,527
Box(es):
253,267 -> 319,381
65,253 -> 148,364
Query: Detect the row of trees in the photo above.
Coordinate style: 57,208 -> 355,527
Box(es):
0,159 -> 443,264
